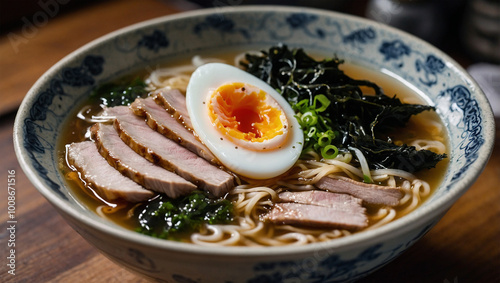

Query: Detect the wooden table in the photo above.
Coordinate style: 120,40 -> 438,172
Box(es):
1,1 -> 499,282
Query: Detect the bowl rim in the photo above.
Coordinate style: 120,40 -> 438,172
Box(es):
13,5 -> 496,257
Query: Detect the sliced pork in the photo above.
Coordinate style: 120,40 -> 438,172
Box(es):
67,141 -> 154,202
104,106 -> 234,197
266,202 -> 368,231
277,190 -> 365,213
91,123 -> 197,199
130,97 -> 217,164
152,88 -> 193,130
314,177 -> 403,206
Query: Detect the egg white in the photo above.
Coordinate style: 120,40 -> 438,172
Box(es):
186,63 -> 304,179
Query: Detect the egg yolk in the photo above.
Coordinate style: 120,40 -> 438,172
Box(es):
208,82 -> 288,150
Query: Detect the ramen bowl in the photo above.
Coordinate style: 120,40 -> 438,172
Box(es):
13,6 -> 495,282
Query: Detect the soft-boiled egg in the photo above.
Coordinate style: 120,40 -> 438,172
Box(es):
186,63 -> 303,179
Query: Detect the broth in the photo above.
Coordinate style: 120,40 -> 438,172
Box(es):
58,47 -> 449,245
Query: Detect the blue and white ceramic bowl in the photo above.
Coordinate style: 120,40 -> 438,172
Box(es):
13,6 -> 495,282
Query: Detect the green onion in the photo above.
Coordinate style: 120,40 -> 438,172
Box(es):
307,127 -> 317,138
317,132 -> 332,147
313,94 -> 330,112
321,145 -> 339,159
301,111 -> 318,126
291,96 -> 341,159
293,99 -> 310,113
